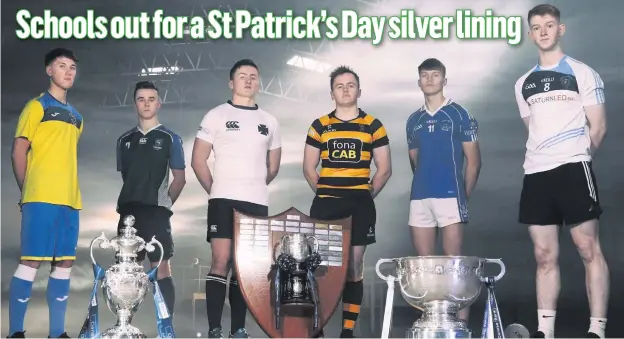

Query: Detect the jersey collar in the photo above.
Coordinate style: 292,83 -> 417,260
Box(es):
421,97 -> 452,115
137,123 -> 161,135
329,108 -> 365,122
228,100 -> 258,110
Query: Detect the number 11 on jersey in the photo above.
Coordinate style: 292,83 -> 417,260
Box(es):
428,125 -> 435,132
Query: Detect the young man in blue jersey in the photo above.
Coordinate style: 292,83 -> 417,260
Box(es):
405,58 -> 481,322
9,48 -> 83,338
515,4 -> 609,338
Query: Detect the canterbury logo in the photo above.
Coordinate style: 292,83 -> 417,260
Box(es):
225,121 -> 239,129
17,298 -> 29,303
56,296 -> 68,301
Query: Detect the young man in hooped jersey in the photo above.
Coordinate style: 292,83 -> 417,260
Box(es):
191,59 -> 282,338
405,58 -> 481,323
514,4 -> 609,338
303,66 -> 392,338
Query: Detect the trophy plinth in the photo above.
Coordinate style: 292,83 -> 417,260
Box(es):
376,256 -> 506,339
89,215 -> 164,339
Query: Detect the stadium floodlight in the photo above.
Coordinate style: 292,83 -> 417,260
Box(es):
286,55 -> 332,73
139,66 -> 182,76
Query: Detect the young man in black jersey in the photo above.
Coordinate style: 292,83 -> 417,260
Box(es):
116,81 -> 187,322
303,66 -> 392,338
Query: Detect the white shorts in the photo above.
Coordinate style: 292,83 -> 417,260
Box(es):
408,198 -> 467,228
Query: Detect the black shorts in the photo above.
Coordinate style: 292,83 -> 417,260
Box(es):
310,194 -> 376,246
519,161 -> 602,226
207,198 -> 269,242
117,204 -> 174,262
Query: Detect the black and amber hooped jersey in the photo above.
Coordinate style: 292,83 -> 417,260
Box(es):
306,109 -> 389,198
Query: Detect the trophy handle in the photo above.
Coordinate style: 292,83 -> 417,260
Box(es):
145,236 -> 165,269
375,258 -> 396,281
480,258 -> 506,282
306,235 -> 319,253
89,232 -> 110,266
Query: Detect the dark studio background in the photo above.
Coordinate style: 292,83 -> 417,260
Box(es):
1,0 -> 624,337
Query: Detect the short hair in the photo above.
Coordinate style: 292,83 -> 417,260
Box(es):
418,58 -> 446,77
229,59 -> 259,80
527,4 -> 561,24
45,48 -> 78,67
329,65 -> 360,90
134,80 -> 159,99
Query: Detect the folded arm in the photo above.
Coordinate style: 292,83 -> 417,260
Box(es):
191,138 -> 214,194
462,141 -> 481,200
266,147 -> 282,184
371,145 -> 392,198
585,104 -> 607,156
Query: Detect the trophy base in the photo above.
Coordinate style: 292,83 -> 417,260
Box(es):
101,325 -> 146,339
281,297 -> 316,307
407,328 -> 471,339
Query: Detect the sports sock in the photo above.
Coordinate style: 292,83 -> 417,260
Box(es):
9,264 -> 37,335
341,280 -> 364,337
589,317 -> 607,338
229,276 -> 247,333
205,273 -> 228,330
537,309 -> 556,338
47,267 -> 72,337
157,277 -> 176,317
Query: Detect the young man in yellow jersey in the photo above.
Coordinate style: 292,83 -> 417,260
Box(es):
303,66 -> 392,338
9,48 -> 83,338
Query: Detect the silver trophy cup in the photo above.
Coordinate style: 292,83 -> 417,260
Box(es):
274,233 -> 320,305
89,215 -> 164,338
376,256 -> 506,338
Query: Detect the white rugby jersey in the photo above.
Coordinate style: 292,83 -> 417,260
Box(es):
196,101 -> 281,206
514,55 -> 605,174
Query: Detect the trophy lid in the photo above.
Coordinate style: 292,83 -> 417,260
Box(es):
114,215 -> 146,259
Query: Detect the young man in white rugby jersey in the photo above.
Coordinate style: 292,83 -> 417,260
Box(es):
514,4 -> 609,339
191,59 -> 282,338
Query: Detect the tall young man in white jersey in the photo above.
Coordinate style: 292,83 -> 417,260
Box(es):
192,59 -> 282,338
514,4 -> 609,338
303,66 -> 392,338
405,58 -> 481,323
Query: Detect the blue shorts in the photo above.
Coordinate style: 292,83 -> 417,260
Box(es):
20,202 -> 80,261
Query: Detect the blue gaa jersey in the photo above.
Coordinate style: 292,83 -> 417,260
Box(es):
406,98 -> 479,200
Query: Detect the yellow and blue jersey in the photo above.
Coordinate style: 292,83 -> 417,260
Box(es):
15,92 -> 84,210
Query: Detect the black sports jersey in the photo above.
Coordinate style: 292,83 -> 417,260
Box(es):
116,124 -> 185,210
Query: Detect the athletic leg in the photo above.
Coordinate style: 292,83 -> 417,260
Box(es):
408,199 -> 437,256
146,207 -> 177,319
435,198 -> 469,321
47,205 -> 79,338
559,162 -> 608,338
205,199 -> 234,337
9,203 -> 55,337
519,169 -> 562,338
227,202 -> 268,338
340,196 -> 375,338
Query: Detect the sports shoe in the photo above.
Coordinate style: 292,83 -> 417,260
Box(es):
48,333 -> 70,338
585,333 -> 600,338
531,331 -> 545,338
229,328 -> 251,338
208,327 -> 224,338
7,332 -> 25,338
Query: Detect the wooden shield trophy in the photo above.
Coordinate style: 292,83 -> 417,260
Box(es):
233,207 -> 352,338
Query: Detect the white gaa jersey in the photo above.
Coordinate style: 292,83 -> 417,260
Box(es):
514,56 -> 605,174
196,101 -> 281,206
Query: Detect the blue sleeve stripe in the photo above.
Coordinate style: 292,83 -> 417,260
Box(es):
590,68 -> 605,104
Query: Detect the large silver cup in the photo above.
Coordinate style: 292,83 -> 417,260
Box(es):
279,233 -> 319,262
376,256 -> 505,338
90,215 -> 164,338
